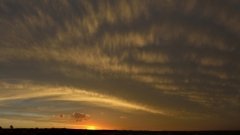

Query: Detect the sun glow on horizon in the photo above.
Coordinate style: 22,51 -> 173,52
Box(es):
85,125 -> 97,130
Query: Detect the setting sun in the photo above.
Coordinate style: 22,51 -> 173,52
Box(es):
86,125 -> 96,130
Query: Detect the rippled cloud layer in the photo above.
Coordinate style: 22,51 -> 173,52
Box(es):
0,0 -> 239,130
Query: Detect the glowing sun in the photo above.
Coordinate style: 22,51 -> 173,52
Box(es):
86,125 -> 96,130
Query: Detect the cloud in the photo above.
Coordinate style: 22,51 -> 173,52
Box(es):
0,0 -> 240,129
53,112 -> 90,123
58,114 -> 65,118
71,112 -> 90,122
0,81 -> 166,115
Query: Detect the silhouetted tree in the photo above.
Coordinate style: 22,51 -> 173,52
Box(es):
10,125 -> 14,129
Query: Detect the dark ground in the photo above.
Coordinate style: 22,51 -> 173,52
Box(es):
0,129 -> 239,135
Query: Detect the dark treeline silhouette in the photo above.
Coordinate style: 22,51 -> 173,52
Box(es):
10,125 -> 14,129
0,129 -> 239,135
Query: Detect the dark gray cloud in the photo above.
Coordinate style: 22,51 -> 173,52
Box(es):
71,112 -> 90,122
0,0 -> 239,130
52,112 -> 90,123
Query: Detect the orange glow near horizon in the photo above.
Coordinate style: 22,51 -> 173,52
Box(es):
85,125 -> 96,130
71,123 -> 101,130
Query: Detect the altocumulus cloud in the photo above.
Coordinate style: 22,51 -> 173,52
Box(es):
71,112 -> 90,122
0,0 -> 240,128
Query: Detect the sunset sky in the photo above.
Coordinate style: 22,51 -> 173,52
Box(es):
0,0 -> 240,130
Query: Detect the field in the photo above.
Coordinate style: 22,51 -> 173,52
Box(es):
0,129 -> 239,135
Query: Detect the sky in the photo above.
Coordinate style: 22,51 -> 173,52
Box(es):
0,0 -> 240,131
